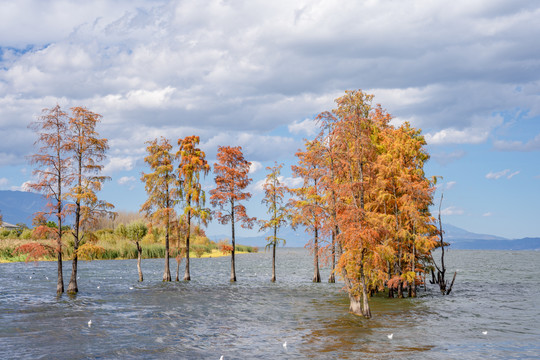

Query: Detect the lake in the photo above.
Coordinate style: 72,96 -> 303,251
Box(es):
1,248 -> 539,359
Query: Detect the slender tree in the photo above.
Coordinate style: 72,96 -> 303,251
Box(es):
259,162 -> 288,282
28,105 -> 73,295
126,221 -> 148,282
141,137 -> 179,282
66,106 -> 113,294
176,135 -> 211,281
290,140 -> 326,283
210,146 -> 255,282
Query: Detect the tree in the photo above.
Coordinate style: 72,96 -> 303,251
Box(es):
259,162 -> 288,282
126,221 -> 148,282
141,137 -> 179,281
28,105 -> 73,294
210,146 -> 255,282
176,135 -> 211,281
0,209 -> 3,227
66,106 -> 114,294
290,140 -> 327,283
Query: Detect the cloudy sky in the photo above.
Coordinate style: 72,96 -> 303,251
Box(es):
1,0 -> 539,239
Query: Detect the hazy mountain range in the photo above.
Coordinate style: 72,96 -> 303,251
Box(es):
1,190 -> 538,250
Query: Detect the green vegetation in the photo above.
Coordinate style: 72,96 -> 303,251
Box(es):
0,225 -> 257,263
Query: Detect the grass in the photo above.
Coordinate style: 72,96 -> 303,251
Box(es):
0,234 -> 257,263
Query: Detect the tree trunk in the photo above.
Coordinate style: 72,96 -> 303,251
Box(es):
328,231 -> 335,283
270,225 -> 277,282
230,206 -> 236,282
313,227 -> 321,283
398,281 -> 404,298
67,199 -> 81,294
359,263 -> 371,318
137,242 -> 143,282
184,209 -> 191,281
163,211 -> 171,281
56,212 -> 64,295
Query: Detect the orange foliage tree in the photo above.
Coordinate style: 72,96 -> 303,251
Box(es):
141,137 -> 179,281
28,105 -> 73,294
290,140 -> 327,283
259,162 -> 288,282
176,135 -> 211,281
66,106 -> 114,294
311,90 -> 437,318
210,146 -> 255,282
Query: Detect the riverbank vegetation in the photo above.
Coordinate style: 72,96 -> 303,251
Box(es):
0,222 -> 257,263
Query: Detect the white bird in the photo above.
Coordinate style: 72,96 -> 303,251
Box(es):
29,276 -> 32,279
219,356 -> 224,360
283,341 -> 287,349
482,331 -> 488,335
387,333 -> 393,340
129,287 -> 134,290
46,276 -> 49,280
97,286 -> 100,289
88,320 -> 92,327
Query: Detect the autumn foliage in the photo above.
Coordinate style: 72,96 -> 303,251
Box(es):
15,243 -> 55,263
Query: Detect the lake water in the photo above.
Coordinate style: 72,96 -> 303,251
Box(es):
1,248 -> 539,359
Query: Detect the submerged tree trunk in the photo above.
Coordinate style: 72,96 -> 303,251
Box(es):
56,207 -> 64,295
271,226 -> 276,282
184,209 -> 191,281
328,231 -> 336,283
230,206 -> 236,282
136,242 -> 143,282
163,210 -> 171,281
67,199 -> 81,294
313,227 -> 321,283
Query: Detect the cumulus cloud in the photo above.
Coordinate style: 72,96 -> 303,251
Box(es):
10,181 -> 32,192
288,118 -> 318,137
249,161 -> 263,174
482,212 -> 493,217
103,156 -> 137,174
1,0 -> 540,170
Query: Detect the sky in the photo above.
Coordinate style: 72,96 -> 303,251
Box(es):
0,0 -> 539,239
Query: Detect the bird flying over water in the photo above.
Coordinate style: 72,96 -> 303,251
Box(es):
88,320 -> 92,327
482,331 -> 488,335
387,333 -> 393,339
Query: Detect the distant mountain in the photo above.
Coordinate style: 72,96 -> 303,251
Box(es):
442,223 -> 508,242
0,190 -> 48,226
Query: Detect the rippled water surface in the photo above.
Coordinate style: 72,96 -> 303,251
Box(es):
1,249 -> 539,359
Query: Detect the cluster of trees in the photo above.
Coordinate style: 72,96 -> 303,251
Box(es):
27,90 -> 446,319
28,105 -> 114,295
287,90 -> 440,318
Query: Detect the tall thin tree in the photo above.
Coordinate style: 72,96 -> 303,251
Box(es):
210,146 -> 255,282
259,162 -> 288,282
141,137 -> 179,281
28,105 -> 72,294
176,135 -> 210,281
67,106 -> 113,294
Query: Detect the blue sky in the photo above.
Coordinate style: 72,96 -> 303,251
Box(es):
0,0 -> 539,239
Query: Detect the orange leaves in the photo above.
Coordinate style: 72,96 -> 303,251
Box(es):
14,243 -> 55,262
209,146 -> 255,229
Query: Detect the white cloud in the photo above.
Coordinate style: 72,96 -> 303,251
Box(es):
0,177 -> 9,189
486,169 -> 510,180
249,161 -> 263,174
445,181 -> 457,190
440,206 -> 464,216
482,212 -> 493,217
288,118 -> 318,137
118,176 -> 136,186
103,156 -> 137,174
485,169 -> 520,180
493,133 -> 540,152
507,171 -> 520,179
10,181 -> 32,192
